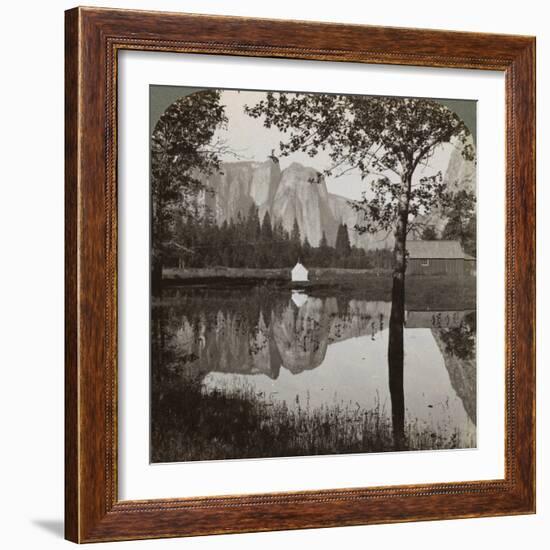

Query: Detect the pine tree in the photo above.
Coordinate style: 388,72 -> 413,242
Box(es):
302,237 -> 312,262
261,212 -> 273,242
291,217 -> 301,244
246,204 -> 261,241
273,217 -> 285,241
318,231 -> 330,267
335,224 -> 344,253
341,224 -> 351,256
334,223 -> 352,257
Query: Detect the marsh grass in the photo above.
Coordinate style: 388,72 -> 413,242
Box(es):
151,374 -> 471,462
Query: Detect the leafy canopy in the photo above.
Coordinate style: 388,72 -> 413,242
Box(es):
152,90 -> 227,213
246,93 -> 474,235
151,90 -> 227,260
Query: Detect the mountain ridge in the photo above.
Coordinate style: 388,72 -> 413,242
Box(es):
193,140 -> 475,250
196,159 -> 392,249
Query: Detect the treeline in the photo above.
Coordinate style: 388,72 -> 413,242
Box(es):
170,204 -> 393,270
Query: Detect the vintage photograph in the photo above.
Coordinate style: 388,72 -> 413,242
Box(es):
150,86 -> 477,463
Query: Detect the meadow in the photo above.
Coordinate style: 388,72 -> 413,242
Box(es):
151,374 -> 472,463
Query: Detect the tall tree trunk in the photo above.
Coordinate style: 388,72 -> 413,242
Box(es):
388,175 -> 411,450
151,178 -> 165,296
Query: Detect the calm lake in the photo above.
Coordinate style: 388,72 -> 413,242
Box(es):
151,285 -> 476,462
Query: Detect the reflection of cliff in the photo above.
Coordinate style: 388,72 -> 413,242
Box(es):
432,330 -> 476,424
171,312 -> 282,379
170,297 -> 390,378
271,298 -> 330,374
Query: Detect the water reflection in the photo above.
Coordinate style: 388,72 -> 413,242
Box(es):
151,287 -> 476,462
291,290 -> 308,308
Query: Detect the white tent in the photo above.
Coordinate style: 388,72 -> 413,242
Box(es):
291,262 -> 309,282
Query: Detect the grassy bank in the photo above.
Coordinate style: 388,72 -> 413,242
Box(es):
151,375 -> 473,463
160,266 -> 476,310
162,266 -> 393,286
163,266 -> 292,281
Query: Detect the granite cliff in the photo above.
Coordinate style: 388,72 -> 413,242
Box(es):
193,141 -> 475,249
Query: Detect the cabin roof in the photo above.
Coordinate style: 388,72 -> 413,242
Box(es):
407,240 -> 466,259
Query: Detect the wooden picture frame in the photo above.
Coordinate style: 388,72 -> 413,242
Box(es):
65,6 -> 536,543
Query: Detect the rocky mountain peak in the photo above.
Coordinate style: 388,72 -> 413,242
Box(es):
192,146 -> 474,251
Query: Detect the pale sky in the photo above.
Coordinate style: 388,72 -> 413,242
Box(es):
213,89 -> 456,201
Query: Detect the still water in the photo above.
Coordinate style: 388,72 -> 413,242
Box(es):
151,286 -> 476,462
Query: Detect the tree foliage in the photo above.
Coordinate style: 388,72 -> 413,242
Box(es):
151,90 -> 227,274
439,311 -> 476,361
335,223 -> 352,256
421,225 -> 438,240
441,189 -> 477,256
245,93 -> 473,242
172,207 -> 389,270
261,212 -> 273,241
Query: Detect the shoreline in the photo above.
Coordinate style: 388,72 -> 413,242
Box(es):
162,266 -> 391,280
156,267 -> 476,310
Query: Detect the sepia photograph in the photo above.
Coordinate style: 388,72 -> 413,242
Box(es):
150,86 -> 477,463
52,2 -> 538,543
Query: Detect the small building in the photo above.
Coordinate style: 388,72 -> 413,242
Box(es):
291,262 -> 309,282
406,240 -> 473,276
464,254 -> 477,276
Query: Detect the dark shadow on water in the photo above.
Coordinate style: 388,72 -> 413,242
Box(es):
31,519 -> 64,539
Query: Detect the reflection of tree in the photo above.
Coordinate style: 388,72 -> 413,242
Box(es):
432,311 -> 477,424
439,311 -> 476,361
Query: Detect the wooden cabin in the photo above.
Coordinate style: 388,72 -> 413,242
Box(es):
406,240 -> 472,276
